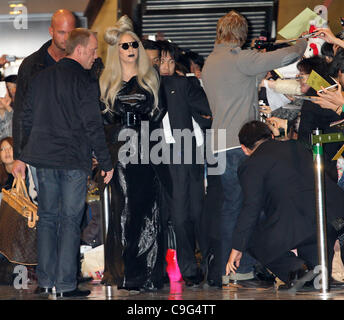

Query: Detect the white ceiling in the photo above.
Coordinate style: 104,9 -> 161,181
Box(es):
0,0 -> 89,15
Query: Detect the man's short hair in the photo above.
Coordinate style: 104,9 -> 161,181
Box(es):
216,10 -> 248,46
66,28 -> 96,55
142,39 -> 161,53
186,50 -> 204,70
239,120 -> 272,150
156,40 -> 180,61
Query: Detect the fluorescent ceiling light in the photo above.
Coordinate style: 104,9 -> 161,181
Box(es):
9,10 -> 22,15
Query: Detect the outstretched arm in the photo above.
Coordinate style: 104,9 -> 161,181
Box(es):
315,28 -> 344,49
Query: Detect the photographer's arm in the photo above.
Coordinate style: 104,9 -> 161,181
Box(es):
238,39 -> 307,76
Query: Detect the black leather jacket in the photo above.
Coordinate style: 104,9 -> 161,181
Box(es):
13,40 -> 52,159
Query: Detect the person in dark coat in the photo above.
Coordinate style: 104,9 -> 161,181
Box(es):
19,29 -> 113,298
156,40 -> 213,286
12,9 -> 76,178
143,40 -> 214,286
226,120 -> 344,290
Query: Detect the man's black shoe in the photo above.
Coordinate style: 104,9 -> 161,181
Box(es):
278,267 -> 317,293
225,278 -> 274,290
254,263 -> 276,283
184,269 -> 204,287
206,278 -> 222,288
56,288 -> 91,299
34,286 -> 52,295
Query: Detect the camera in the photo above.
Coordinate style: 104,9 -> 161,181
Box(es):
254,39 -> 291,52
254,39 -> 274,51
5,55 -> 16,62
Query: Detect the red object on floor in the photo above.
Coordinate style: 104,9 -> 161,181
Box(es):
166,249 -> 182,282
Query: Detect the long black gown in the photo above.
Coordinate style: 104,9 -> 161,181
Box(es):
101,76 -> 168,290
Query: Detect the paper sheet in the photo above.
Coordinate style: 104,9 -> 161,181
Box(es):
274,60 -> 299,79
278,7 -> 326,40
306,70 -> 331,91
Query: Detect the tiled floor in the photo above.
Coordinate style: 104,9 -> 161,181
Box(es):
1,280 -> 344,300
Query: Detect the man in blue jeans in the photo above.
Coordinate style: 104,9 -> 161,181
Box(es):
202,10 -> 307,286
219,148 -> 257,281
17,29 -> 113,298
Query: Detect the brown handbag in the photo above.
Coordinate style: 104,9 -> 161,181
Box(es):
0,175 -> 38,265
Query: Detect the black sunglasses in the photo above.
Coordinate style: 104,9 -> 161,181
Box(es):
119,41 -> 139,50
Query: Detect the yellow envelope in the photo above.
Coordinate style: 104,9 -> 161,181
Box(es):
306,70 -> 331,91
278,7 -> 326,39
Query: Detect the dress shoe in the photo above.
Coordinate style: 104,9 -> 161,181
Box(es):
206,278 -> 222,288
225,278 -> 274,290
254,263 -> 276,283
278,267 -> 317,292
34,286 -> 52,295
203,253 -> 222,288
184,269 -> 204,287
56,288 -> 91,299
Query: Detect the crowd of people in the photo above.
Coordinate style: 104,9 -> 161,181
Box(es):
0,8 -> 344,298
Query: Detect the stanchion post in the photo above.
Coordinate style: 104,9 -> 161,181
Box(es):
101,185 -> 110,245
101,184 -> 112,297
312,129 -> 329,294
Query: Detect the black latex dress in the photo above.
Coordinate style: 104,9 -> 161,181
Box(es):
101,76 -> 168,290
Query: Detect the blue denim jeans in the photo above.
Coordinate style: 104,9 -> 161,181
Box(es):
36,168 -> 87,293
218,148 -> 256,277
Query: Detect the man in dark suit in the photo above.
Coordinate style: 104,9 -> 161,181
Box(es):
145,40 -> 213,286
226,120 -> 344,290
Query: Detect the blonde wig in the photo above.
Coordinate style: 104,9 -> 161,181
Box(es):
99,15 -> 160,112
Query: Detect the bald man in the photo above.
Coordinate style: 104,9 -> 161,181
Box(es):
12,9 -> 76,178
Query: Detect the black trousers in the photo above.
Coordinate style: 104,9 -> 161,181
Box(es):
265,226 -> 338,284
161,164 -> 205,278
200,173 -> 223,285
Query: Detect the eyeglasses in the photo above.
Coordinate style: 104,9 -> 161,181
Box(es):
0,146 -> 12,152
119,41 -> 139,50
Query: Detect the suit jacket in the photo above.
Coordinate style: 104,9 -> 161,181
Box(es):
232,139 -> 344,265
158,76 -> 212,178
159,75 -> 212,132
